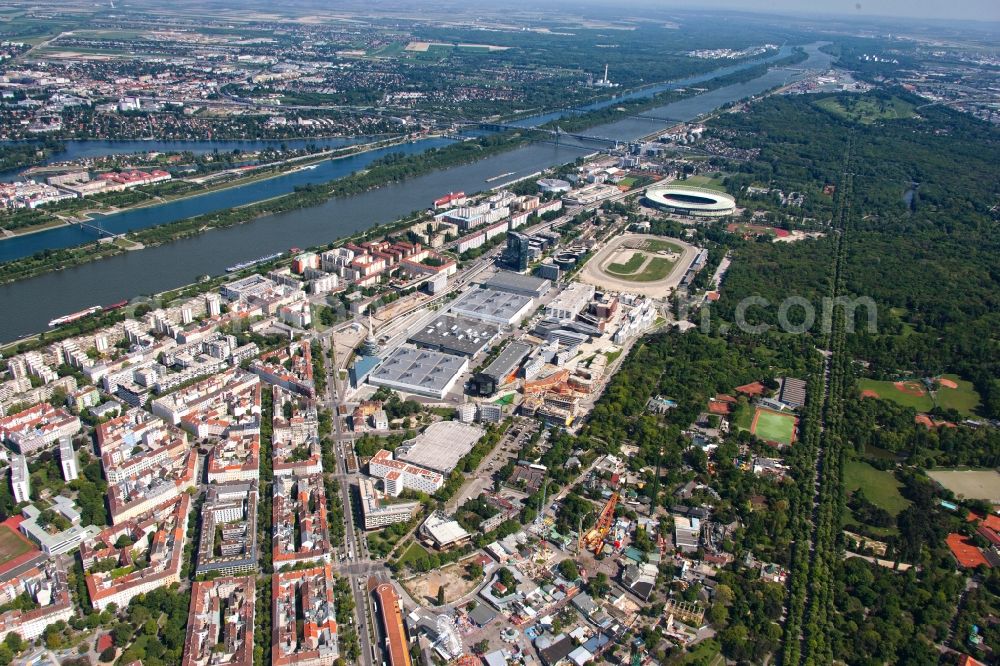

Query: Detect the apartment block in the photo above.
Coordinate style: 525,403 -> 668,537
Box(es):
249,341 -> 316,398
182,577 -> 255,666
359,477 -> 419,530
368,449 -> 444,496
195,483 -> 258,576
207,432 -> 261,484
272,563 -> 339,666
273,474 -> 331,570
0,562 -> 74,642
80,494 -> 190,610
0,402 -> 81,455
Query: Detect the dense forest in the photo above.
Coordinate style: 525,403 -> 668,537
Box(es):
709,91 -> 1000,419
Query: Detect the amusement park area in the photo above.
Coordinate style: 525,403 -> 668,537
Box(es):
390,450 -> 730,666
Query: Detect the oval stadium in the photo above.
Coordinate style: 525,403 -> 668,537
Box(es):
644,185 -> 737,217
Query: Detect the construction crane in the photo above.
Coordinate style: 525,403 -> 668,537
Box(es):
579,492 -> 619,555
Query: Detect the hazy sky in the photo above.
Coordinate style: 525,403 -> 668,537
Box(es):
651,0 -> 1000,22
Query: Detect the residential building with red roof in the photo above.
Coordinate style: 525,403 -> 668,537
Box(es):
0,402 -> 81,454
273,474 -> 331,570
0,562 -> 73,641
81,494 -> 190,610
272,563 -> 339,666
182,577 -> 255,666
250,341 -> 315,398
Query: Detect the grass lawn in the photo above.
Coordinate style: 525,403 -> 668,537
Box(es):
632,257 -> 676,282
858,378 -> 934,411
679,174 -> 728,192
642,238 -> 683,253
606,251 -> 647,275
618,176 -> 638,188
815,95 -> 916,124
935,374 -> 981,416
0,526 -> 35,566
670,638 -> 723,665
396,541 -> 432,568
493,394 -> 515,405
732,404 -> 753,431
751,408 -> 796,445
843,460 -> 910,516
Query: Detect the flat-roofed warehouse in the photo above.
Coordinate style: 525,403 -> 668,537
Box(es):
408,314 -> 500,357
369,347 -> 469,400
395,421 -> 485,474
480,271 -> 552,299
451,288 -> 533,326
472,341 -> 533,396
545,282 -> 595,321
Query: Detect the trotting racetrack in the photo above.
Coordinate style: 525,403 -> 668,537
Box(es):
576,233 -> 698,298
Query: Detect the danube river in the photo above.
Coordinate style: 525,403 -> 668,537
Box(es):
0,44 -> 831,342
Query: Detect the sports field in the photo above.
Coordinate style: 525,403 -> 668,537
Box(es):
0,525 -> 35,566
844,460 -> 910,515
751,408 -> 797,445
859,375 -> 980,416
577,233 -> 695,298
726,222 -> 791,238
858,378 -> 934,411
934,374 -> 981,416
642,239 -> 683,253
927,469 -> 1000,503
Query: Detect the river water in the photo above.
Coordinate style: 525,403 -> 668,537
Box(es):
0,44 -> 830,342
0,137 -> 455,262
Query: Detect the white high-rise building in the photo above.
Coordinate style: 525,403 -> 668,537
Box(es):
11,455 -> 30,503
205,294 -> 221,318
59,437 -> 78,481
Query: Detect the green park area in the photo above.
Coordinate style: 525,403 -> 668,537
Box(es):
751,408 -> 796,445
672,638 -> 724,666
815,95 -> 915,124
844,460 -> 911,516
396,541 -> 432,569
732,403 -> 753,431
